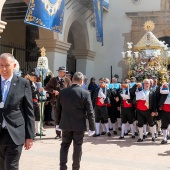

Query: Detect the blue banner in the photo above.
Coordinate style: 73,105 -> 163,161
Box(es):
93,0 -> 104,45
103,0 -> 109,10
129,82 -> 136,88
108,83 -> 120,90
24,0 -> 65,33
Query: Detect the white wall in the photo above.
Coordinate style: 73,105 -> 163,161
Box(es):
76,59 -> 94,79
47,52 -> 67,76
93,0 -> 161,81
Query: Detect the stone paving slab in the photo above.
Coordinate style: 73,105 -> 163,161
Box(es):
20,127 -> 170,170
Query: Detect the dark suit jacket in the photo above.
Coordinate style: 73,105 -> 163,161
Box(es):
44,76 -> 71,105
92,88 -> 111,107
55,84 -> 95,131
130,84 -> 157,112
0,75 -> 35,145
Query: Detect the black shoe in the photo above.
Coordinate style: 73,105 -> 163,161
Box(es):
135,132 -> 138,136
55,135 -> 61,139
143,135 -> 147,139
158,131 -> 162,136
93,133 -> 100,137
152,137 -> 155,142
167,135 -> 170,140
109,128 -> 113,131
119,136 -> 124,139
107,132 -> 111,137
137,138 -> 143,142
100,132 -> 106,135
113,131 -> 117,135
132,135 -> 135,139
161,140 -> 167,144
147,132 -> 151,136
118,127 -> 121,131
155,133 -> 158,138
124,133 -> 128,136
36,133 -> 46,136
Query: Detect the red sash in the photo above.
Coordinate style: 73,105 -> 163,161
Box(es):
32,98 -> 38,103
162,104 -> 170,112
107,103 -> 111,107
137,100 -> 148,111
123,100 -> 132,108
96,97 -> 105,106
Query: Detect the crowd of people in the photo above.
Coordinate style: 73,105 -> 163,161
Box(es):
1,52 -> 170,170
87,75 -> 170,144
25,66 -> 170,145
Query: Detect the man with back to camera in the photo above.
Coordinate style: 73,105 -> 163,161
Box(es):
44,66 -> 71,139
55,72 -> 95,170
0,53 -> 35,170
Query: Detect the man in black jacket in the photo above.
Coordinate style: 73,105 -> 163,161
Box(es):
130,79 -> 157,142
56,72 -> 95,170
0,53 -> 35,170
92,77 -> 111,137
158,83 -> 170,144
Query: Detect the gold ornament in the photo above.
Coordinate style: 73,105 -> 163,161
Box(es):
41,0 -> 62,16
40,47 -> 46,57
144,20 -> 155,32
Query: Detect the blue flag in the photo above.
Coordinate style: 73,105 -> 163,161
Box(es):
93,0 -> 104,45
24,0 -> 65,33
103,0 -> 109,10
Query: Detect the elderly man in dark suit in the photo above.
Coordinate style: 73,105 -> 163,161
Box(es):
0,53 -> 35,170
44,66 -> 71,138
56,72 -> 95,170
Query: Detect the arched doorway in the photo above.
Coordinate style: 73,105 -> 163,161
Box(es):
65,19 -> 94,77
67,29 -> 76,75
0,0 -> 39,74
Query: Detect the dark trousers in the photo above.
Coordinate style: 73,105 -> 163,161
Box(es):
137,109 -> 154,127
121,107 -> 134,124
60,130 -> 84,170
95,106 -> 108,123
0,129 -> 23,170
161,110 -> 170,129
108,106 -> 118,123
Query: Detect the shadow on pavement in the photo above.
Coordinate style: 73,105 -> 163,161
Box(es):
83,134 -> 167,148
158,151 -> 170,156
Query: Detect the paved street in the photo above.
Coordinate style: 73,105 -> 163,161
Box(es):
20,126 -> 170,170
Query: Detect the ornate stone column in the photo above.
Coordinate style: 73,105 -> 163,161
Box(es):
72,50 -> 96,78
0,0 -> 7,33
36,38 -> 71,75
0,20 -> 6,33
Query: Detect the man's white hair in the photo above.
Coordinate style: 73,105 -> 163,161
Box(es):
13,59 -> 20,72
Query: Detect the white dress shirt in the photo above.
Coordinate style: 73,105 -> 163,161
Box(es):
1,75 -> 13,128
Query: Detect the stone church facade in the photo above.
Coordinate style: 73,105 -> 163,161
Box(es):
0,0 -> 169,80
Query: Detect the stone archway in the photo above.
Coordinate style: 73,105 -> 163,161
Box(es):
0,0 -> 42,74
64,12 -> 95,77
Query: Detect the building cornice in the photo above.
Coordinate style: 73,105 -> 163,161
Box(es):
36,39 -> 71,54
126,11 -> 170,18
72,50 -> 96,61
